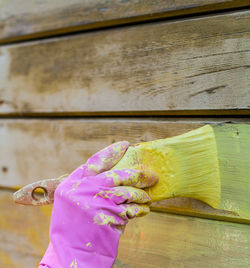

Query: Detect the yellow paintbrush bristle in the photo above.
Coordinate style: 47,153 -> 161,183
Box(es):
113,125 -> 221,208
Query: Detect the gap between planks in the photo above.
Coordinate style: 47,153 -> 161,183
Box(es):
2,183 -> 250,226
0,110 -> 249,118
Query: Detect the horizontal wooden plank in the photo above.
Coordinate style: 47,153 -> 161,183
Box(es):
116,211 -> 250,268
0,119 -> 205,187
0,1 -> 249,44
152,123 -> 250,223
0,189 -> 51,267
0,11 -> 249,116
1,118 -> 250,223
1,190 -> 250,268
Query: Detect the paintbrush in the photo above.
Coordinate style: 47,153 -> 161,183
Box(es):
13,124 -> 250,220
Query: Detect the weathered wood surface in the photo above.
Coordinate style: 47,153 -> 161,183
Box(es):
0,11 -> 249,116
0,189 -> 51,267
1,119 -> 250,223
0,119 -> 204,187
1,190 -> 250,268
0,0 -> 249,44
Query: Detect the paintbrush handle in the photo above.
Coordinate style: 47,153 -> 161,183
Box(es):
13,175 -> 68,205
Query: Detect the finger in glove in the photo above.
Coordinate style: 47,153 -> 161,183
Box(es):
81,141 -> 130,176
95,186 -> 151,204
94,169 -> 158,188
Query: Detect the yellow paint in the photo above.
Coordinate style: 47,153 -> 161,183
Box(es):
85,163 -> 98,173
67,181 -> 82,195
94,212 -> 117,226
121,204 -> 149,218
86,242 -> 92,247
94,190 -> 113,199
70,258 -> 78,268
0,250 -> 13,266
214,124 -> 250,219
113,125 -> 221,208
0,191 -> 51,267
117,211 -> 250,267
71,181 -> 81,190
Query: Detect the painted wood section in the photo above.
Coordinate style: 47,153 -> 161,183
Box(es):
214,124 -> 250,220
1,189 -> 250,268
116,211 -> 250,268
0,11 -> 249,116
1,118 -> 250,223
0,1 -> 249,44
153,124 -> 250,224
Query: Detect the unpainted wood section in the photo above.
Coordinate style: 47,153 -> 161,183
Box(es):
0,119 -> 205,187
0,189 -> 51,267
0,11 -> 249,115
1,189 -> 250,267
0,0 -> 249,44
0,118 -> 250,223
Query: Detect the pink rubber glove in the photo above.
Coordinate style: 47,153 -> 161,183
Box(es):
39,141 -> 158,268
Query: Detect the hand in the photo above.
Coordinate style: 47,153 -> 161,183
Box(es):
39,141 -> 158,268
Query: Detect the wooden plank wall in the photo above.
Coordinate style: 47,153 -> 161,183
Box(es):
1,189 -> 250,268
1,119 -> 250,224
0,11 -> 249,115
0,1 -> 249,267
0,0 -> 249,44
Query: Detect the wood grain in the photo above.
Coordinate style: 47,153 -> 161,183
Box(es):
0,119 -> 205,187
0,0 -> 249,44
116,211 -> 250,268
0,189 -> 51,267
1,189 -> 250,268
0,11 -> 249,116
1,118 -> 250,223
